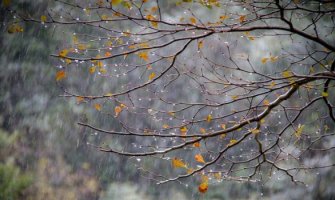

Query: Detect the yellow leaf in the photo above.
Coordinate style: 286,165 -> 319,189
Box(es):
260,118 -> 266,124
220,133 -> 226,139
89,66 -> 96,74
168,111 -> 175,117
104,92 -> 113,97
198,182 -> 208,193
269,81 -> 276,88
99,68 -> 107,74
111,0 -> 122,6
200,128 -> 206,134
101,14 -> 109,20
227,139 -> 237,147
172,157 -> 187,169
120,103 -> 127,108
198,40 -> 204,49
190,17 -> 197,25
214,172 -> 222,180
65,59 -> 72,64
180,126 -> 188,133
231,95 -> 239,100
59,49 -> 69,58
251,128 -> 260,134
162,124 -> 169,129
206,114 -> 212,122
194,154 -> 205,163
270,55 -> 279,62
3,0 -> 11,7
94,103 -> 102,111
295,124 -> 304,138
56,70 -> 66,81
77,43 -> 88,50
7,24 -> 23,34
41,15 -> 47,23
321,91 -> 329,97
239,15 -> 246,23
263,99 -> 270,106
261,57 -> 268,64
151,21 -> 158,28
247,36 -> 255,41
148,72 -> 156,81
114,106 -> 122,117
220,124 -> 226,130
151,6 -> 158,12
138,51 -> 149,62
282,70 -> 293,78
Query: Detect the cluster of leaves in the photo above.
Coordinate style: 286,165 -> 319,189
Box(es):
4,0 -> 335,196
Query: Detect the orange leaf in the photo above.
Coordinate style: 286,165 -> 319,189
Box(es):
194,154 -> 205,163
219,15 -> 228,21
138,51 -> 149,62
263,99 -> 270,106
193,142 -> 201,148
58,49 -> 69,58
239,15 -> 246,23
114,106 -> 122,117
200,128 -> 206,134
190,17 -> 197,25
94,103 -> 102,111
56,70 -> 66,81
172,157 -> 187,169
198,182 -> 208,193
105,52 -> 112,57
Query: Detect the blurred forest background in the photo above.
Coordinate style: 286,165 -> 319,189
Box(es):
1,0 -> 335,200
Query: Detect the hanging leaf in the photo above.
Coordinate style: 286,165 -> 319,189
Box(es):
56,70 -> 66,81
295,124 -> 304,138
172,157 -> 187,169
7,24 -> 24,34
180,126 -> 188,133
239,15 -> 246,23
190,17 -> 197,25
251,128 -> 260,134
270,55 -> 279,62
261,57 -> 268,64
40,15 -> 47,23
114,106 -> 122,117
206,114 -> 212,122
162,124 -> 169,129
138,51 -> 149,62
200,128 -> 206,134
194,154 -> 205,163
3,0 -> 11,7
321,91 -> 329,97
227,139 -> 237,147
219,15 -> 229,21
282,70 -> 293,78
148,72 -> 156,81
94,103 -> 102,111
198,40 -> 204,49
111,0 -> 122,6
89,66 -> 96,74
193,142 -> 201,148
220,124 -> 226,130
198,181 -> 208,193
76,96 -> 85,104
263,99 -> 270,106
59,49 -> 69,58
